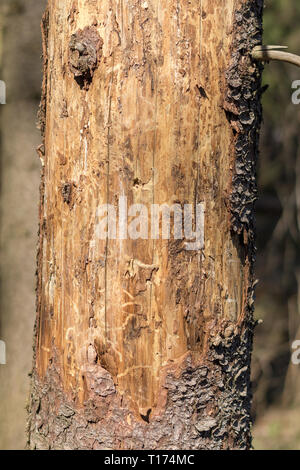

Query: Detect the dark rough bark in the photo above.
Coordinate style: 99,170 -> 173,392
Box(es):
28,331 -> 253,450
28,0 -> 263,450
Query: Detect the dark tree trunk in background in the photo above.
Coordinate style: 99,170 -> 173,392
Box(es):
28,0 -> 263,450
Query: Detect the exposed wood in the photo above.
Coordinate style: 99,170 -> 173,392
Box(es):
28,0 -> 263,450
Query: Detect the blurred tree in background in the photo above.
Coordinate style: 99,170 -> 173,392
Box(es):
0,0 -> 46,450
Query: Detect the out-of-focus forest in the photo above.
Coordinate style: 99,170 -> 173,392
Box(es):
0,0 -> 299,450
253,0 -> 300,449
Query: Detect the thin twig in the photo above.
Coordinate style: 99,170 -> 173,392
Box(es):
252,45 -> 300,68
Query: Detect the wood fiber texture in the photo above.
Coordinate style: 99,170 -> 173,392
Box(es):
28,0 -> 263,450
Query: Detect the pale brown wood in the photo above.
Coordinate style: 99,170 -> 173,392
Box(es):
28,0 -> 263,450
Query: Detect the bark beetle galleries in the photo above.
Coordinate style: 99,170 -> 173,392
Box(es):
28,0 -> 263,450
69,26 -> 103,89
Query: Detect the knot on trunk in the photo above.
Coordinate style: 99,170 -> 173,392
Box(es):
69,26 -> 103,89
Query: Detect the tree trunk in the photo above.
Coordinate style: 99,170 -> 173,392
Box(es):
28,0 -> 263,450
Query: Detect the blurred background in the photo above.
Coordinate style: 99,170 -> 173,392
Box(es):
252,0 -> 300,450
0,0 -> 300,450
0,0 -> 46,450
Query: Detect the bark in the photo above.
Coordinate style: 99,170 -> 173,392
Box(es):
28,0 -> 263,450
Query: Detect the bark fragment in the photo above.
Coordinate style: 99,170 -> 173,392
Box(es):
69,26 -> 103,89
225,1 -> 263,248
28,328 -> 253,450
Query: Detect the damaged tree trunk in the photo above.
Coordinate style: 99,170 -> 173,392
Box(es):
28,0 -> 263,450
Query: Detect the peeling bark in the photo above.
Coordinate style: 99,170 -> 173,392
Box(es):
28,0 -> 263,450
